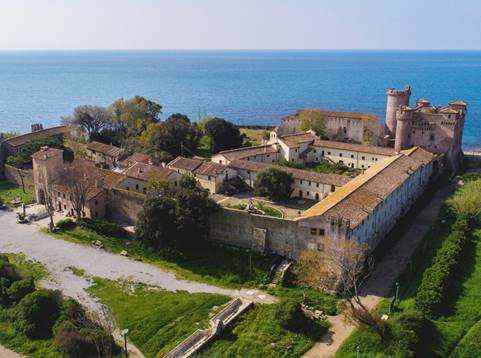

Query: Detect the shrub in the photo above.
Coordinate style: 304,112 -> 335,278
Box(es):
7,277 -> 35,304
0,255 -> 21,282
15,289 -> 63,338
253,167 -> 294,202
0,278 -> 11,306
56,218 -> 76,231
415,215 -> 471,316
78,218 -> 127,237
447,179 -> 481,220
274,299 -> 310,332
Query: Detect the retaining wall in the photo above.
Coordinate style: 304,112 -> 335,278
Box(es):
3,164 -> 34,190
107,188 -> 145,225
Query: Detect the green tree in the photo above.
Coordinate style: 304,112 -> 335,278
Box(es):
204,117 -> 243,153
61,105 -> 112,136
175,176 -> 219,248
135,197 -> 177,249
6,138 -> 65,168
149,113 -> 200,157
298,109 -> 327,137
15,289 -> 63,338
146,171 -> 171,197
111,96 -> 162,151
253,167 -> 294,202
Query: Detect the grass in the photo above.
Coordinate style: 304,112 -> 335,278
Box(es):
239,128 -> 269,146
225,202 -> 284,218
197,301 -> 329,358
338,214 -> 481,358
0,180 -> 35,207
44,226 -> 282,289
66,266 -> 86,277
87,278 -> 230,358
196,135 -> 213,158
0,253 -> 63,358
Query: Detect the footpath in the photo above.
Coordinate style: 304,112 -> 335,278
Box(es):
303,184 -> 455,358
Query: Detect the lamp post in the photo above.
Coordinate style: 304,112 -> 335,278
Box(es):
121,328 -> 129,357
395,282 -> 400,301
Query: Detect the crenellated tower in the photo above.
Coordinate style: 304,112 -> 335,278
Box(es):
386,85 -> 411,137
394,106 -> 414,152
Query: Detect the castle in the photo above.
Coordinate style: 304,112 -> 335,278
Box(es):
1,86 -> 467,259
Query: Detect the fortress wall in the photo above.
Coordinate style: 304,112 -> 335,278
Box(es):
3,164 -> 34,190
209,208 -> 303,258
107,188 -> 145,225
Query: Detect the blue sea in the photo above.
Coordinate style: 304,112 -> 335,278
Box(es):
0,50 -> 480,149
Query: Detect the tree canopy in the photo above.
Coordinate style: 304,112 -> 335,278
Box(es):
135,175 -> 219,250
298,109 -> 327,137
148,113 -> 200,158
61,105 -> 112,136
6,138 -> 71,168
253,167 -> 294,202
204,117 -> 243,153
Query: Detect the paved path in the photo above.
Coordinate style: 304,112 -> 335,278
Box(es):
0,346 -> 24,358
303,184 -> 455,358
0,209 -> 275,358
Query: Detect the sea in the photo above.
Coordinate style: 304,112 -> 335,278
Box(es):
0,50 -> 480,149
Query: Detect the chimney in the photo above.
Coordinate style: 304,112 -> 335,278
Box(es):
31,123 -> 43,132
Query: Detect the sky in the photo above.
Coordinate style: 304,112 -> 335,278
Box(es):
1,0 -> 480,50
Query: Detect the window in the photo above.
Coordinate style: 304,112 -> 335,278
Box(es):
339,153 -> 343,157
361,164 -> 365,168
308,181 -> 311,186
331,185 -> 335,192
316,183 -> 319,188
300,180 -> 303,184
430,134 -> 435,141
318,228 -> 325,236
315,193 -> 319,200
361,156 -> 365,160
266,154 -> 270,158
295,149 -> 298,153
126,187 -> 130,191
135,184 -> 139,190
208,176 -> 211,180
94,200 -> 98,206
351,154 -> 354,158
310,228 -> 317,235
307,191 -> 310,196
327,151 -> 331,155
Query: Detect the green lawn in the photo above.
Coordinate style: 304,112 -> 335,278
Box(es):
239,128 -> 269,146
197,302 -> 329,358
225,203 -> 284,218
45,226 -> 281,289
338,217 -> 481,358
0,180 -> 35,207
87,278 -> 230,358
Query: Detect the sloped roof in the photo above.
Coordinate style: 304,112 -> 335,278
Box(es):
6,126 -> 69,148
124,162 -> 174,181
87,141 -> 126,158
193,162 -> 228,177
31,147 -> 64,161
300,147 -> 435,227
167,156 -> 203,172
217,145 -> 279,161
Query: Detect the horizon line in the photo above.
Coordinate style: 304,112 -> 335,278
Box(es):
1,48 -> 481,52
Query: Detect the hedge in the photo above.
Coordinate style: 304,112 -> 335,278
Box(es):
415,214 -> 471,316
78,218 -> 128,238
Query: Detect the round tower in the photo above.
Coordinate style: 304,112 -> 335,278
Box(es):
394,107 -> 413,152
386,85 -> 411,137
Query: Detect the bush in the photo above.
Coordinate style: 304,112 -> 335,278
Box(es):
253,167 -> 294,202
0,278 -> 11,306
0,255 -> 21,282
274,299 -> 310,332
56,218 -> 76,231
78,218 -> 127,237
7,277 -> 35,304
415,215 -> 471,316
15,289 -> 63,338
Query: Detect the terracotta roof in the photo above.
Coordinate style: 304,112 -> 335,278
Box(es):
5,126 -> 69,148
167,156 -> 203,172
193,162 -> 228,177
31,147 -> 64,161
124,163 -> 174,181
449,100 -> 467,107
439,107 -> 459,114
279,132 -> 317,148
312,139 -> 396,156
279,132 -> 395,156
228,160 -> 350,187
87,141 -> 126,158
300,147 -> 435,226
217,145 -> 279,161
119,152 -> 151,168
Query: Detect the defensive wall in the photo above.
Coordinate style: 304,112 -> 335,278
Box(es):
2,164 -> 34,191
107,188 -> 145,225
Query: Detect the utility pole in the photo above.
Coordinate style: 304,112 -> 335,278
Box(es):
180,142 -> 184,157
121,328 -> 129,357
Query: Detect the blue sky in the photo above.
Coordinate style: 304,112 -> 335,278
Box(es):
1,0 -> 479,50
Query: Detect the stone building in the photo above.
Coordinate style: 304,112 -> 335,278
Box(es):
119,162 -> 180,194
86,141 -> 128,169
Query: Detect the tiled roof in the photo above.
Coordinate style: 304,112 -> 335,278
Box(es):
167,156 -> 203,172
217,145 -> 279,161
312,139 -> 396,156
6,126 -> 69,148
87,141 -> 126,158
278,132 -> 317,148
228,160 -> 350,187
449,100 -> 467,107
300,147 -> 435,226
119,152 -> 151,168
31,147 -> 64,161
193,162 -> 228,177
124,163 -> 174,181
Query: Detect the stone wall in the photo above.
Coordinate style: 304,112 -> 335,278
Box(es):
209,208 -> 303,258
3,164 -> 34,190
107,188 -> 145,225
